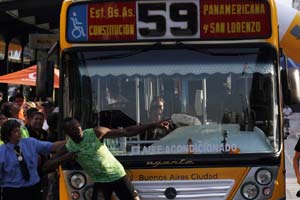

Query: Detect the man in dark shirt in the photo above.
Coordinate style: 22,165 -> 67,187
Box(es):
25,111 -> 49,199
26,112 -> 48,141
140,96 -> 168,141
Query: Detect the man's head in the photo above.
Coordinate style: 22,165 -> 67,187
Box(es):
1,119 -> 21,144
25,107 -> 38,125
63,117 -> 83,143
1,102 -> 20,118
41,101 -> 55,119
150,96 -> 165,122
13,93 -> 25,107
0,112 -> 8,127
30,112 -> 45,130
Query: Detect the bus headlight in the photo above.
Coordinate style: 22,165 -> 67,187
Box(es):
69,172 -> 87,189
241,182 -> 259,200
255,169 -> 272,185
71,191 -> 80,200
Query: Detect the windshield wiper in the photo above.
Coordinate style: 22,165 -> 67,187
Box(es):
84,42 -> 162,61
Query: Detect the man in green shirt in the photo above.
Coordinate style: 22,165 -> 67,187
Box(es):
43,117 -> 169,200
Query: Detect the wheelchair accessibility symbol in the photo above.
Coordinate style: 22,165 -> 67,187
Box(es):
70,12 -> 86,39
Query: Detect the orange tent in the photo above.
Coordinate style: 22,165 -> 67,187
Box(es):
0,65 -> 59,88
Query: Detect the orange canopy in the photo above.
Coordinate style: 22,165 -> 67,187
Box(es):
0,65 -> 59,88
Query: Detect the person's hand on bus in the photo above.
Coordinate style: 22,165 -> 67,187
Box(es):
42,146 -> 78,174
155,119 -> 170,131
63,151 -> 79,161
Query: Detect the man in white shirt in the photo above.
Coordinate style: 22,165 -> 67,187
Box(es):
283,105 -> 292,138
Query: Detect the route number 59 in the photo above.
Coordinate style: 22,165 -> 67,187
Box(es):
136,1 -> 200,39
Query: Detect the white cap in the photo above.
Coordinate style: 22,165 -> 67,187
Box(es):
171,114 -> 201,127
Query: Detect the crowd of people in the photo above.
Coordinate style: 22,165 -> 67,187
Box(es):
0,93 -> 170,200
0,92 -> 58,144
0,92 -> 62,200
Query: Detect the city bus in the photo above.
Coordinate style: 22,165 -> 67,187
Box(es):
38,0 -> 300,199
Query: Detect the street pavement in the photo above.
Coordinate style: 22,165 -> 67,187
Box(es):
285,113 -> 300,200
285,134 -> 298,200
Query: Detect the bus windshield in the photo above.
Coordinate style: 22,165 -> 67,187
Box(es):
62,45 -> 279,156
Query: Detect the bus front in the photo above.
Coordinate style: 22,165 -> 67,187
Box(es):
58,0 -> 286,199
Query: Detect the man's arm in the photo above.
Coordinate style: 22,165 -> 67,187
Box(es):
42,145 -> 76,173
94,120 -> 170,139
293,150 -> 300,185
50,140 -> 67,152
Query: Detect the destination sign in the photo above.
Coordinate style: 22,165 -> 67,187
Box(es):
66,0 -> 271,42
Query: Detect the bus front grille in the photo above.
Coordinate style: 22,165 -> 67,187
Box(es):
132,179 -> 234,200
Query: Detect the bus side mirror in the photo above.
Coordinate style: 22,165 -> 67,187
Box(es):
281,68 -> 300,105
36,60 -> 54,98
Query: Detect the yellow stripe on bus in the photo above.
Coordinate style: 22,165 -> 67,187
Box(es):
59,166 -> 70,200
280,12 -> 300,63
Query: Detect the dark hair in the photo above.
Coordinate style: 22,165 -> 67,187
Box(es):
0,111 -> 7,120
63,117 -> 78,134
26,107 -> 38,119
14,93 -> 24,99
1,102 -> 14,118
1,120 -> 21,143
63,117 -> 75,127
31,111 -> 45,119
